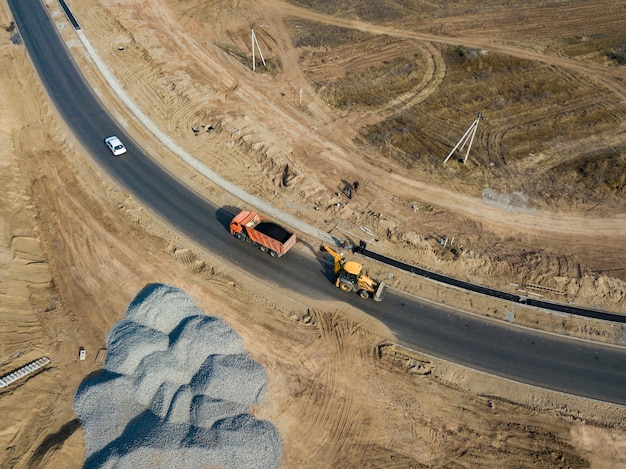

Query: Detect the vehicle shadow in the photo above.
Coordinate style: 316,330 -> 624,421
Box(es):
214,206 -> 241,232
316,243 -> 342,286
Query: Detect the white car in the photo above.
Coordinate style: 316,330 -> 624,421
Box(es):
104,135 -> 127,156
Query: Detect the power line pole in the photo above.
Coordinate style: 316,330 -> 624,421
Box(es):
250,23 -> 266,71
444,112 -> 483,164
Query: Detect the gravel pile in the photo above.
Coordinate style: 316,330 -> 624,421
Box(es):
73,284 -> 282,469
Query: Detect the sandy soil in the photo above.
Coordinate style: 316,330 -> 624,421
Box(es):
1,0 -> 626,468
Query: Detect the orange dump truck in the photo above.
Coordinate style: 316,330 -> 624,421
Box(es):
229,210 -> 297,257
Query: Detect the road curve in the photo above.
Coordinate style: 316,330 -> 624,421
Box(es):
8,0 -> 626,405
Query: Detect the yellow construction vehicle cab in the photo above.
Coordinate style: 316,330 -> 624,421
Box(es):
320,243 -> 386,301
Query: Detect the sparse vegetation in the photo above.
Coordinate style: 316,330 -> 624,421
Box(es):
286,19 -> 372,48
286,0 -> 565,23
560,33 -> 626,65
605,44 -> 626,65
315,55 -> 425,109
355,47 -> 626,207
532,150 -> 626,209
287,0 -> 410,22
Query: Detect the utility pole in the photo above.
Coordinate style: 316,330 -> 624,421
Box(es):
444,112 -> 483,164
250,23 -> 266,71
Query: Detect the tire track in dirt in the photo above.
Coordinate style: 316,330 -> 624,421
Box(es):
265,0 -> 626,102
489,96 -> 625,178
378,42 -> 446,118
94,3 -> 316,197
368,351 -> 439,464
336,40 -> 446,136
300,310 -> 369,465
483,97 -> 605,169
430,0 -> 625,45
304,37 -> 412,81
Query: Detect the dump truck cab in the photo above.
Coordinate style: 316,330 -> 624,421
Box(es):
229,210 -> 259,234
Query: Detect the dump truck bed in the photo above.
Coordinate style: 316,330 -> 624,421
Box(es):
230,210 -> 296,257
245,225 -> 296,255
255,222 -> 293,244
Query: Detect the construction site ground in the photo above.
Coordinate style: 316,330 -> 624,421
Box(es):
1,0 -> 625,467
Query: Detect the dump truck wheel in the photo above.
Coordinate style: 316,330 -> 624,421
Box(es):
269,250 -> 278,258
259,245 -> 268,253
339,281 -> 353,292
234,232 -> 244,240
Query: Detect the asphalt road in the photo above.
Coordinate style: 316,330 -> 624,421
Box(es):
9,0 -> 626,405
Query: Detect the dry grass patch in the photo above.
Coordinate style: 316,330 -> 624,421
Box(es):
559,32 -> 626,65
359,47 -> 626,208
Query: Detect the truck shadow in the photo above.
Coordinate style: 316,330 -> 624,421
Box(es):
214,206 -> 241,232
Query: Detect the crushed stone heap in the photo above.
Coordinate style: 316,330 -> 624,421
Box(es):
73,283 -> 282,469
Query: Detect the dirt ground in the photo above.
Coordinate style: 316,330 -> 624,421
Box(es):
1,0 -> 626,467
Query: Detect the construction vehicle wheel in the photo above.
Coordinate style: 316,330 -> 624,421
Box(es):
234,232 -> 244,240
269,250 -> 278,258
339,281 -> 353,292
358,290 -> 370,299
259,245 -> 268,253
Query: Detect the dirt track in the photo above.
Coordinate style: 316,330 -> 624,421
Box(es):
1,0 -> 626,467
